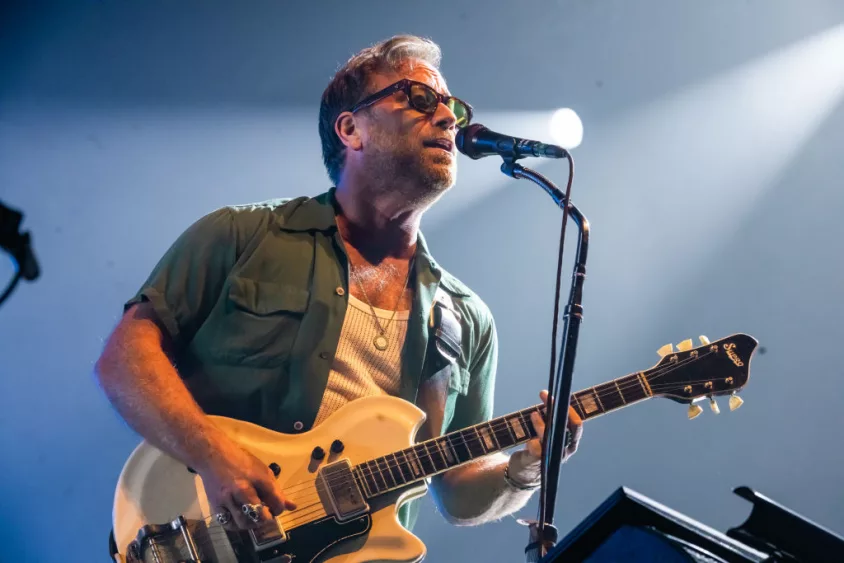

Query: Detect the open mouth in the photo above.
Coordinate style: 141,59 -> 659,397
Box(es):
424,138 -> 454,153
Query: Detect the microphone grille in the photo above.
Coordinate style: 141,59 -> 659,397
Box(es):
455,123 -> 486,159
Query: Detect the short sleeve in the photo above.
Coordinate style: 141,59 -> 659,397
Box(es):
447,312 -> 498,432
124,208 -> 236,348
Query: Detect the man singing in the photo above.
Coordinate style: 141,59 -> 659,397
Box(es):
96,34 -> 583,539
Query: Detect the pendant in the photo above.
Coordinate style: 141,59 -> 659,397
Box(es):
374,335 -> 388,351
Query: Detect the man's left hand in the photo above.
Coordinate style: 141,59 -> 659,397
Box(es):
526,390 -> 583,462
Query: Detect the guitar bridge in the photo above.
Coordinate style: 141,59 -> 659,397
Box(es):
127,515 -> 202,562
317,459 -> 370,522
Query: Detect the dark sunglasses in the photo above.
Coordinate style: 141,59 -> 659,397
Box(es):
348,79 -> 473,128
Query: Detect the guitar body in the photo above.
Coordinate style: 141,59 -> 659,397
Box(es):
112,396 -> 430,563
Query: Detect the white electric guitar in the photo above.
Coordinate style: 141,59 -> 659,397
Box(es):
111,333 -> 758,563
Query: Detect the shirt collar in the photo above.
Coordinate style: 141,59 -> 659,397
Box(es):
276,188 -> 468,296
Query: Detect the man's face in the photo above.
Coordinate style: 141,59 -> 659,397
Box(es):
354,61 -> 459,199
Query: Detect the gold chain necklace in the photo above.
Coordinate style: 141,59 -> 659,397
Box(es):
350,258 -> 415,351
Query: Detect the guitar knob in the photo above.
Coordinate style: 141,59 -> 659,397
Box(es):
698,335 -> 711,345
331,439 -> 345,454
311,446 -> 326,460
269,462 -> 281,477
676,339 -> 694,352
688,404 -> 703,420
729,393 -> 744,411
657,343 -> 674,357
709,397 -> 720,414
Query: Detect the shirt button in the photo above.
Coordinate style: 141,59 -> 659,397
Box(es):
319,351 -> 330,360
335,286 -> 345,296
293,421 -> 304,431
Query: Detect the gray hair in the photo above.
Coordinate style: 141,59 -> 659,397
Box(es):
318,35 -> 442,185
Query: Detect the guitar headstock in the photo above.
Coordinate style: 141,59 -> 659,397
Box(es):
644,333 -> 758,418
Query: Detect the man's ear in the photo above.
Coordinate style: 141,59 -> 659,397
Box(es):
335,112 -> 363,152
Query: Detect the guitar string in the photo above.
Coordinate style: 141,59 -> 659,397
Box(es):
197,357 -> 732,534
193,352 -> 733,531
267,350 -> 714,500
247,350 -> 719,505
127,349 -> 741,552
270,369 -> 727,526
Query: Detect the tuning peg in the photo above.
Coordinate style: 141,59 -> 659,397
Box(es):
688,404 -> 703,420
729,393 -> 744,411
676,339 -> 694,352
657,343 -> 674,357
709,397 -> 720,414
698,335 -> 710,345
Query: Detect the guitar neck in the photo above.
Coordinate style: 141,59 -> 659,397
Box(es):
351,371 -> 652,498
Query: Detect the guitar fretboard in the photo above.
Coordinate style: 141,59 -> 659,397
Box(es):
352,371 -> 653,498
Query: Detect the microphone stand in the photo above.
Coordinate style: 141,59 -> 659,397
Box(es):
499,157 -> 590,562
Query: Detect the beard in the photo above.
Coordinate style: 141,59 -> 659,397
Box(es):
364,134 -> 456,206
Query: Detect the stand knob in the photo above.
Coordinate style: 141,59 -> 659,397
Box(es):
311,446 -> 326,460
688,404 -> 703,420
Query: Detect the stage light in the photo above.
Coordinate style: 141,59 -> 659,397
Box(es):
549,108 -> 583,149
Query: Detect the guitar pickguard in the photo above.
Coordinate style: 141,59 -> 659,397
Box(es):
249,514 -> 371,563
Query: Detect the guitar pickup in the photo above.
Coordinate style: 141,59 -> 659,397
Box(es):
250,517 -> 288,549
317,459 -> 370,522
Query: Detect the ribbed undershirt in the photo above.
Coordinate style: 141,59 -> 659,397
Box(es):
313,294 -> 410,426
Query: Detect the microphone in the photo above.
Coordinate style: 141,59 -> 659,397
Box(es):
455,123 -> 568,160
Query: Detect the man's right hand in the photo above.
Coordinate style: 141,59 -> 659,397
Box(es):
198,438 -> 297,530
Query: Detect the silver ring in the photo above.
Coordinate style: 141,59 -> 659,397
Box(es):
215,509 -> 232,525
241,502 -> 265,523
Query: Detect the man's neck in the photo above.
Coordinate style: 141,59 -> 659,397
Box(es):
334,183 -> 421,263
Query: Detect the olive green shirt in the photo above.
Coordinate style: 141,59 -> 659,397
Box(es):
125,189 -> 498,530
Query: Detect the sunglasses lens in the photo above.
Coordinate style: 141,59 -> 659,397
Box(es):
448,99 -> 470,127
408,83 -> 471,126
409,84 -> 439,114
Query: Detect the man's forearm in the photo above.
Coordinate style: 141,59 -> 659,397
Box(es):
95,309 -> 230,473
433,450 -> 541,526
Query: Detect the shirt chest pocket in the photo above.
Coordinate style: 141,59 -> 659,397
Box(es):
210,275 -> 310,367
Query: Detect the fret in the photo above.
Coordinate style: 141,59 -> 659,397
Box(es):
598,382 -> 625,412
376,456 -> 398,488
592,387 -> 607,412
415,443 -> 436,475
354,466 -> 374,498
508,415 -> 528,441
406,448 -> 423,478
518,410 -> 539,440
394,451 -> 414,483
438,437 -> 457,466
571,394 -> 587,420
427,439 -> 448,470
616,374 -> 648,404
388,453 -> 405,484
491,419 -> 516,450
461,427 -> 486,458
472,426 -> 491,455
483,422 -> 501,450
503,417 -> 518,443
369,460 -> 388,492
448,432 -> 472,462
614,380 -> 627,404
573,389 -> 603,418
361,462 -> 379,495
